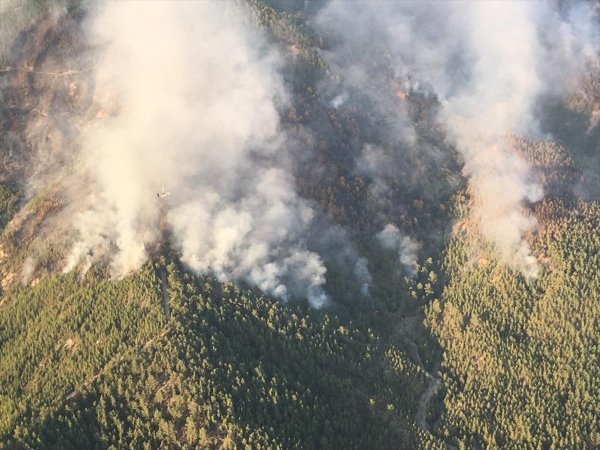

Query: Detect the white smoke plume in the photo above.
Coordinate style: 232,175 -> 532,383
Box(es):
376,224 -> 420,277
60,1 -> 329,306
317,0 -> 598,276
355,143 -> 401,213
353,256 -> 371,296
20,256 -> 36,285
330,92 -> 348,109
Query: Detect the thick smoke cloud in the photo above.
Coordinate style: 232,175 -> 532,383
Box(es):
317,0 -> 598,276
61,1 -> 329,306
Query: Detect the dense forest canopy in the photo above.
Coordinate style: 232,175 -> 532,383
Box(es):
0,0 -> 598,449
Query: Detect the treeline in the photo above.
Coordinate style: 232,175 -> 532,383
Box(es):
0,183 -> 17,231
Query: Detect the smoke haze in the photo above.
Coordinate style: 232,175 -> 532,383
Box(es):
317,0 -> 598,276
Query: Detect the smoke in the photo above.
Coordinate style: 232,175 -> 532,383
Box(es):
353,257 -> 371,295
330,91 -> 348,109
0,1 -> 67,59
20,256 -> 35,284
56,1 -> 329,306
9,0 -> 595,302
376,224 -> 420,277
316,0 -> 598,276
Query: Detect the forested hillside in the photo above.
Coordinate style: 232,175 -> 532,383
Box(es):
0,0 -> 598,449
427,197 -> 600,449
3,259 -> 442,449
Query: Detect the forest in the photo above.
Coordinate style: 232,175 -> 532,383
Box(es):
0,0 -> 598,449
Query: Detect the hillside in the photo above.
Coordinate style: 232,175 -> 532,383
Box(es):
0,1 -> 598,449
